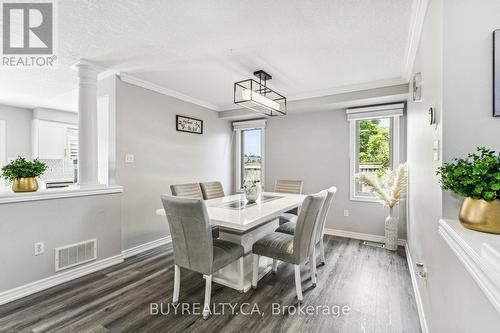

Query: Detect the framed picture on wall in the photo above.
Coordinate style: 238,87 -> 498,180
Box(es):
494,29 -> 500,117
176,115 -> 203,134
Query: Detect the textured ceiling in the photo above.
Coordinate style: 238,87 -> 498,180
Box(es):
0,0 -> 414,111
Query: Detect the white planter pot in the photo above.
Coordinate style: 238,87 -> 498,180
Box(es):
385,207 -> 398,251
244,188 -> 260,203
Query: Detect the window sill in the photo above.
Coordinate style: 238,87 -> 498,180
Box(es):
438,219 -> 500,314
349,195 -> 381,203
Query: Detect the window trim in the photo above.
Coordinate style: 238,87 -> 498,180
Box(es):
233,119 -> 266,192
348,104 -> 402,202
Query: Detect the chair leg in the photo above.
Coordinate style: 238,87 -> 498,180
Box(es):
173,264 -> 180,305
252,254 -> 259,289
272,259 -> 278,273
294,264 -> 303,303
310,249 -> 317,287
319,240 -> 326,266
239,257 -> 245,293
203,275 -> 212,320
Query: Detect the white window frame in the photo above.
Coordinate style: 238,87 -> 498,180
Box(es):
348,103 -> 403,202
233,119 -> 266,192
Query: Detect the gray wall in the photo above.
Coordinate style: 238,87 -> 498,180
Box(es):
407,0 -> 500,331
115,79 -> 233,250
0,104 -> 32,159
442,0 -> 500,217
265,108 -> 407,239
0,193 -> 122,292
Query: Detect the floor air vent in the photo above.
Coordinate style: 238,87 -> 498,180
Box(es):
55,239 -> 97,272
363,241 -> 385,248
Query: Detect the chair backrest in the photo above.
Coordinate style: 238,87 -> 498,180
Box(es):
314,186 -> 337,244
200,181 -> 225,200
161,195 -> 214,275
170,183 -> 203,199
293,190 -> 327,264
275,180 -> 303,194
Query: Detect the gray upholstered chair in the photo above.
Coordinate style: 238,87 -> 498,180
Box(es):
251,191 -> 327,303
161,195 -> 244,319
200,181 -> 225,200
275,179 -> 304,225
276,186 -> 337,267
170,183 -> 204,199
170,182 -> 219,238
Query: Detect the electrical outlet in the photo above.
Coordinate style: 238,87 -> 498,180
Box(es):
125,153 -> 135,163
343,209 -> 349,217
34,242 -> 45,256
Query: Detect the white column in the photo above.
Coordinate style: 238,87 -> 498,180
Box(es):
75,61 -> 100,186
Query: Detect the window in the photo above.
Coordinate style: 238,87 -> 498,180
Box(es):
241,129 -> 262,187
233,119 -> 266,191
348,103 -> 403,201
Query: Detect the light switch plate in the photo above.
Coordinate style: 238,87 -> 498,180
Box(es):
125,153 -> 135,163
433,140 -> 440,161
343,209 -> 349,217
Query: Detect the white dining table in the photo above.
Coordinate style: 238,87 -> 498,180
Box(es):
156,191 -> 306,292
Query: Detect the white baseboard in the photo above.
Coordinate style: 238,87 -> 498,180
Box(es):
405,243 -> 429,333
122,236 -> 172,259
324,228 -> 406,246
0,254 -> 124,306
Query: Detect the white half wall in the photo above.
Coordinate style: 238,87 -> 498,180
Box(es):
0,192 -> 123,294
115,79 -> 233,250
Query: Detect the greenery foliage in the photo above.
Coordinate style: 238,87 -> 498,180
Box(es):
359,119 -> 390,169
437,147 -> 500,201
1,156 -> 47,181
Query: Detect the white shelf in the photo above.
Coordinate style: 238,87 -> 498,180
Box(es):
439,219 -> 500,314
0,185 -> 123,204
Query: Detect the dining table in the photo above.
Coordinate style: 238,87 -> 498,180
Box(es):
156,191 -> 306,292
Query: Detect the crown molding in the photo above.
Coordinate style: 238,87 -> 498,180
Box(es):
119,73 -> 220,111
402,0 -> 429,82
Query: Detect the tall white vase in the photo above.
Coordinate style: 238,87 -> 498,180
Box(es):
385,207 -> 398,251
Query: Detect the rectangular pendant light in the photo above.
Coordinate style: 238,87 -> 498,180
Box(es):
241,89 -> 281,111
233,70 -> 287,117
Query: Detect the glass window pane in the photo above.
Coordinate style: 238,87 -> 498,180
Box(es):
356,118 -> 392,194
241,129 -> 262,187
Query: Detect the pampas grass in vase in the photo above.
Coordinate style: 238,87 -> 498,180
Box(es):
357,164 -> 408,251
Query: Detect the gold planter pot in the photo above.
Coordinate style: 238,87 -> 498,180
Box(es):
459,197 -> 500,234
12,177 -> 39,192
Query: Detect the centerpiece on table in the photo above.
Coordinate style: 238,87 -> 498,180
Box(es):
242,180 -> 261,203
357,164 -> 408,251
437,147 -> 500,233
1,156 -> 47,192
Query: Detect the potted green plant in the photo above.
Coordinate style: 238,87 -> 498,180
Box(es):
1,156 -> 47,192
437,147 -> 500,233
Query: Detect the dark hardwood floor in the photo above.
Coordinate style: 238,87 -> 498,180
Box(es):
0,236 -> 420,333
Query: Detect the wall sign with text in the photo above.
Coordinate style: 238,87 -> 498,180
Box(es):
176,115 -> 203,134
